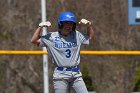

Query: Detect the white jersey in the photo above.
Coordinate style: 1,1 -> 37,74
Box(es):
40,30 -> 89,67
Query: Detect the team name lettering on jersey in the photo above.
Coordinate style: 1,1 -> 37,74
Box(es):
54,36 -> 77,48
55,41 -> 77,48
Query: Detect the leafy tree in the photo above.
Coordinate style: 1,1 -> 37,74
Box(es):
133,67 -> 140,92
82,64 -> 94,91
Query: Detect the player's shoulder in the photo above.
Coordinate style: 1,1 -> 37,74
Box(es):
75,30 -> 82,35
75,30 -> 79,33
42,31 -> 59,41
42,31 -> 58,38
50,31 -> 59,37
75,30 -> 82,33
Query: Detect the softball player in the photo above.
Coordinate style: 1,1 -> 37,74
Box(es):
31,12 -> 94,93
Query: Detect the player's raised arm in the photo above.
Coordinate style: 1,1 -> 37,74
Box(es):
79,19 -> 94,40
31,21 -> 51,46
31,26 -> 42,45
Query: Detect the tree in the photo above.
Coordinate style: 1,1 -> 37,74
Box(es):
82,64 -> 94,91
133,67 -> 140,92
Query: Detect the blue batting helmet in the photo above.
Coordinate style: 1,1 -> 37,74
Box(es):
58,12 -> 76,24
58,12 -> 76,30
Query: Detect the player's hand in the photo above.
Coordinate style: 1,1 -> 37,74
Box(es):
79,19 -> 91,25
39,21 -> 51,27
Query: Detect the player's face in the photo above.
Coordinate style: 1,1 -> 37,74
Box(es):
61,21 -> 73,36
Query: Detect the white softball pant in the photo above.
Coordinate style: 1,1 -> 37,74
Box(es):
53,77 -> 88,93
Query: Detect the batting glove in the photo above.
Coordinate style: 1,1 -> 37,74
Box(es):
39,21 -> 51,27
79,19 -> 91,25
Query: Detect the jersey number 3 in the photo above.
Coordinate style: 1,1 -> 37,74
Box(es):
65,49 -> 71,58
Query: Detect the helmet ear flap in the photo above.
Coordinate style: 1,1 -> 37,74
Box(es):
58,21 -> 63,29
72,23 -> 76,31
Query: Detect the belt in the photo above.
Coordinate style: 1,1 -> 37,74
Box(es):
56,66 -> 80,72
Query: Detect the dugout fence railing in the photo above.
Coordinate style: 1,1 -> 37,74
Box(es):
0,50 -> 140,55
